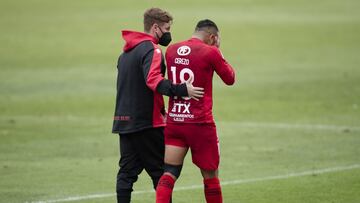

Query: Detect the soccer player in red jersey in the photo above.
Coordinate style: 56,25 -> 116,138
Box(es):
156,19 -> 235,203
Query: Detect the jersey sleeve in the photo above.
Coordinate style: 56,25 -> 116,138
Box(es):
142,43 -> 188,96
210,47 -> 235,85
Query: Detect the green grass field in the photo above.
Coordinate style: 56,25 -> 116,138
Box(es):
1,0 -> 360,202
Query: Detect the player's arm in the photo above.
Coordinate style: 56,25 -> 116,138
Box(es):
211,47 -> 235,85
142,45 -> 204,98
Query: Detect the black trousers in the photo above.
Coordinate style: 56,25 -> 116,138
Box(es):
116,127 -> 165,203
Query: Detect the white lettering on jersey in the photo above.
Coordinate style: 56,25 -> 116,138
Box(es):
171,102 -> 191,114
169,101 -> 194,122
174,58 -> 189,65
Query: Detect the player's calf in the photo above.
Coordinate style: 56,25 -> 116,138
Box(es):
201,169 -> 222,203
156,164 -> 183,203
204,177 -> 223,203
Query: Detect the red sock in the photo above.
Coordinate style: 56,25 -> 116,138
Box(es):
204,177 -> 223,203
156,174 -> 175,203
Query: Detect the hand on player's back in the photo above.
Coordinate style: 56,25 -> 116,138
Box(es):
185,75 -> 204,101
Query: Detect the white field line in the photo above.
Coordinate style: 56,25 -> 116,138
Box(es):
217,121 -> 360,132
28,164 -> 360,203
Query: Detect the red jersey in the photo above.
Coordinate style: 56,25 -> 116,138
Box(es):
165,38 -> 235,124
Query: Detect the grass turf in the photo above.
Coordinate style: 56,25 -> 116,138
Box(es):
1,0 -> 360,202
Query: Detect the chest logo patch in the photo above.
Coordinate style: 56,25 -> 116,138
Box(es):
177,46 -> 191,56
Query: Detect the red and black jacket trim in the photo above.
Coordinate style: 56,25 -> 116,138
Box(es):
112,30 -> 187,134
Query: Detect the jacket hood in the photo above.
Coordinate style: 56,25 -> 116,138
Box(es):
121,30 -> 158,52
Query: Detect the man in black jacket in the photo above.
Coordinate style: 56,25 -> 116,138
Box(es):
112,8 -> 204,202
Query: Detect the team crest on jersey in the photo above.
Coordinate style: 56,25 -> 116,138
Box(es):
177,46 -> 191,56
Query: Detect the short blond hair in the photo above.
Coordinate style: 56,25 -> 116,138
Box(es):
143,8 -> 173,32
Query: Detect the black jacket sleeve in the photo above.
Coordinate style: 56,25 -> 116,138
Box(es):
156,80 -> 188,97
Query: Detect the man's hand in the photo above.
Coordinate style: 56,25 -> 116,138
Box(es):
185,75 -> 204,101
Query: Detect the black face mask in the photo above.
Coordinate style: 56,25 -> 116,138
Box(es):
157,28 -> 172,46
